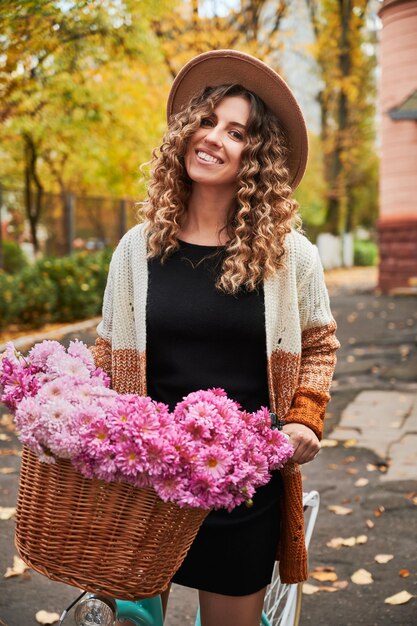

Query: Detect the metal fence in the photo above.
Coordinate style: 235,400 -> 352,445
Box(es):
0,184 -> 140,262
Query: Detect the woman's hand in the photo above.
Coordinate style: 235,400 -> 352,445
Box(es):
282,423 -> 320,464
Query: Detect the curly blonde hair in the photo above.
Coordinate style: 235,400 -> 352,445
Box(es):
143,84 -> 301,294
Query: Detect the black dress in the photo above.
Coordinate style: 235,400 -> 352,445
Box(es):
146,240 -> 282,596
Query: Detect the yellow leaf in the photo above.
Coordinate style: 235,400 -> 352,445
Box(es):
355,478 -> 369,487
311,571 -> 338,582
326,537 -> 345,548
328,505 -> 353,515
343,438 -> 358,448
0,506 -> 16,520
384,591 -> 413,605
321,439 -> 338,447
318,586 -> 339,592
0,467 -> 15,474
302,583 -> 320,595
342,537 -> 357,547
351,569 -> 373,585
374,554 -> 394,564
4,555 -> 30,578
35,610 -> 60,624
356,535 -> 368,545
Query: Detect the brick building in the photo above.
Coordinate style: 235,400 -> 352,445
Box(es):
378,0 -> 417,292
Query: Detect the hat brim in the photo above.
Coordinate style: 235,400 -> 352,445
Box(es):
167,49 -> 308,190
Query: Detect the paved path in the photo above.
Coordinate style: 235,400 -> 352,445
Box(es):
0,267 -> 416,625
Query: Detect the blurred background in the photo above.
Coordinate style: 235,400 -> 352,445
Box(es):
1,0 -> 416,332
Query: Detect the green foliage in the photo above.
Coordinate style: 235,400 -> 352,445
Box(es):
13,266 -> 58,328
35,249 -> 112,323
354,240 -> 378,267
1,240 -> 29,274
0,249 -> 111,330
0,270 -> 21,329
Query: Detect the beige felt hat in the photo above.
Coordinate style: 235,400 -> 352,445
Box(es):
167,49 -> 308,189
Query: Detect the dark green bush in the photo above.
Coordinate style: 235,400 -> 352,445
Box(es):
354,240 -> 378,267
0,248 -> 111,331
2,241 -> 29,274
36,249 -> 111,322
0,271 -> 21,329
14,266 -> 58,328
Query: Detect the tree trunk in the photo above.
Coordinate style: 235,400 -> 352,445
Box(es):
23,134 -> 44,255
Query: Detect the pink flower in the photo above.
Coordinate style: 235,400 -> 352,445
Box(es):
196,446 -> 232,479
29,341 -> 65,369
46,353 -> 91,380
67,339 -> 95,371
3,341 -> 295,512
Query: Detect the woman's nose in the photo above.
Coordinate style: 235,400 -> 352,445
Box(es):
204,125 -> 222,146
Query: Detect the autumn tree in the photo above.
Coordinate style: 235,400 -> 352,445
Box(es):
305,0 -> 378,236
0,0 -> 171,252
152,0 -> 291,78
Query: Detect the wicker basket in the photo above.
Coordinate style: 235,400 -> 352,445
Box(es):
15,447 -> 208,600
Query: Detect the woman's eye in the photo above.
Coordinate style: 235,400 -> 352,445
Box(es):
200,117 -> 213,127
230,130 -> 244,141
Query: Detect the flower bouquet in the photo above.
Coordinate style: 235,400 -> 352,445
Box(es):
1,339 -> 293,598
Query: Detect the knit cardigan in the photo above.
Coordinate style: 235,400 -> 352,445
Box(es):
91,222 -> 339,584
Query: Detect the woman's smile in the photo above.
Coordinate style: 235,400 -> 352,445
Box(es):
195,149 -> 224,165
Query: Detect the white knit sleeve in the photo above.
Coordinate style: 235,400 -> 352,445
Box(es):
298,246 -> 335,331
96,245 -> 119,342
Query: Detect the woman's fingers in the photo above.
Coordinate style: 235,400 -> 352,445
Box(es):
282,423 -> 320,465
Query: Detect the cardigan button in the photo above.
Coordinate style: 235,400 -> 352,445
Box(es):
245,499 -> 254,508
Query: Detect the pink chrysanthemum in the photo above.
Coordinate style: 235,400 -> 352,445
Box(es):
2,340 -> 295,512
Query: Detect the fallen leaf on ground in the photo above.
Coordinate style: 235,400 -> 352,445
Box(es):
302,583 -> 320,595
0,434 -> 11,441
356,535 -> 368,544
318,586 -> 338,592
351,569 -> 373,585
0,414 -> 15,431
373,506 -> 385,517
327,535 -> 367,548
343,439 -> 358,448
328,505 -> 353,516
346,468 -> 359,475
4,555 -> 30,578
355,478 -> 369,487
342,456 -> 356,464
327,537 -> 349,548
321,439 -> 338,448
375,554 -> 394,564
0,467 -> 15,474
0,507 -> 16,520
366,519 -> 375,529
384,591 -> 413,605
35,610 -> 60,624
0,448 -> 20,456
327,463 -> 338,470
399,569 -> 410,578
333,580 -> 349,590
366,464 -> 378,472
311,571 -> 338,582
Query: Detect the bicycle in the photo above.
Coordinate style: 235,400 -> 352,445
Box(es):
59,491 -> 319,626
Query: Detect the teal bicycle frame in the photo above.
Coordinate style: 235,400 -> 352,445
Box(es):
115,597 -> 272,625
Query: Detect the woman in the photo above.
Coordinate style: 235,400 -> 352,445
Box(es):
92,50 -> 339,626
